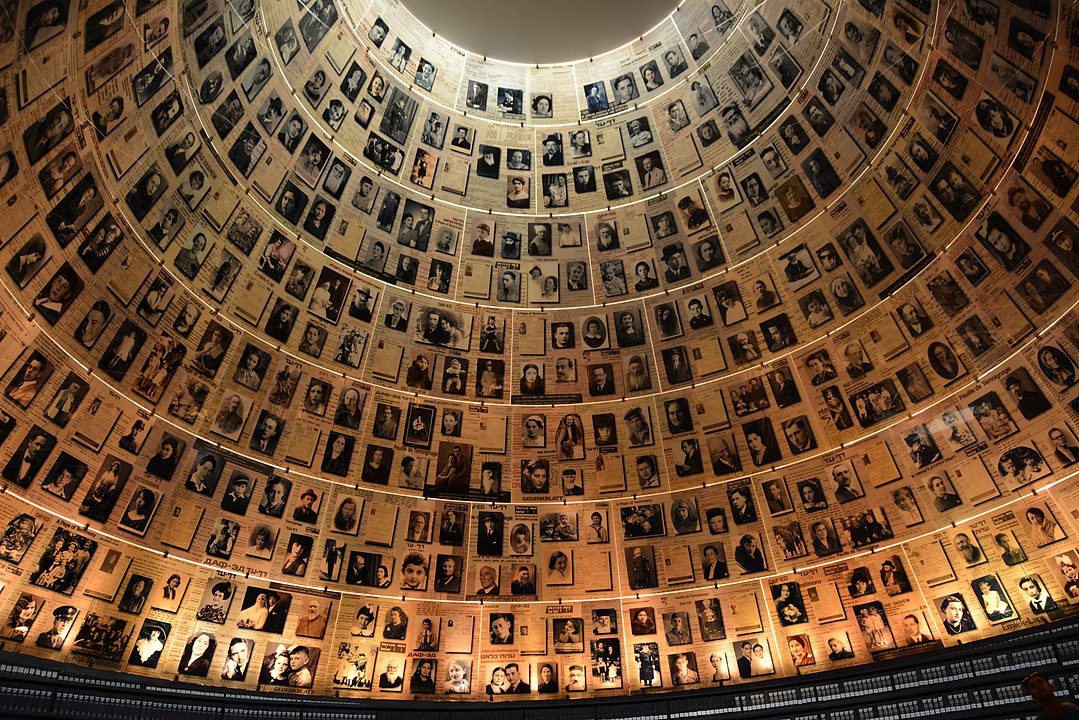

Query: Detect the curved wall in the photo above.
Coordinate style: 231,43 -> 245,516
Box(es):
0,0 -> 1074,702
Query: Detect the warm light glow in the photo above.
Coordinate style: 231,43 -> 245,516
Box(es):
0,0 -> 1070,703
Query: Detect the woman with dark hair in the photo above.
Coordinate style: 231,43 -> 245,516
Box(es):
146,437 -> 180,480
797,481 -> 828,511
1026,507 -> 1064,545
979,213 -> 1029,269
975,99 -> 1014,138
929,475 -> 962,512
787,636 -> 813,667
531,95 -> 552,118
281,539 -> 309,576
485,666 -> 506,694
848,568 -> 875,597
405,354 -> 432,389
811,522 -> 841,556
548,551 -> 570,581
928,342 -> 961,379
633,261 -> 659,291
1,594 -> 39,641
630,608 -> 656,635
383,606 -> 408,639
1038,346 -> 1076,387
519,363 -> 544,395
120,488 -> 155,532
536,662 -> 558,692
127,168 -> 164,220
196,582 -> 233,623
199,71 -> 223,104
185,454 -> 217,494
178,632 -> 216,676
555,413 -> 584,460
411,659 -> 436,693
265,302 -> 296,342
321,434 -> 352,476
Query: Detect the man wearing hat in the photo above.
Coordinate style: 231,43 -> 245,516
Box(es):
678,196 -> 710,230
348,287 -> 373,322
221,473 -> 252,514
476,146 -> 500,178
541,135 -> 563,166
36,606 -> 77,649
784,251 -> 813,283
661,244 -> 691,283
520,363 -> 544,395
500,230 -> 521,259
471,223 -> 494,256
293,489 -> 319,523
384,299 -> 409,331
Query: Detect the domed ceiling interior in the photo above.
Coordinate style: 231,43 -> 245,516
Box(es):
402,0 -> 682,64
0,0 -> 1073,702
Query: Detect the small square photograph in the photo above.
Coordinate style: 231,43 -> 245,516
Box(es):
414,58 -> 437,91
798,290 -> 833,328
611,74 -> 638,105
956,315 -> 995,357
496,86 -> 524,114
72,613 -> 130,662
997,445 -> 1049,487
1024,501 -> 1066,547
930,410 -> 976,453
729,51 -> 773,109
776,243 -> 815,289
553,618 -> 584,653
761,479 -> 793,516
117,485 -> 162,536
583,81 -> 609,113
530,93 -> 553,118
727,330 -> 762,367
968,391 -> 1018,442
897,361 -> 936,403
1018,259 -> 1071,314
849,380 -> 905,428
955,248 -> 990,286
